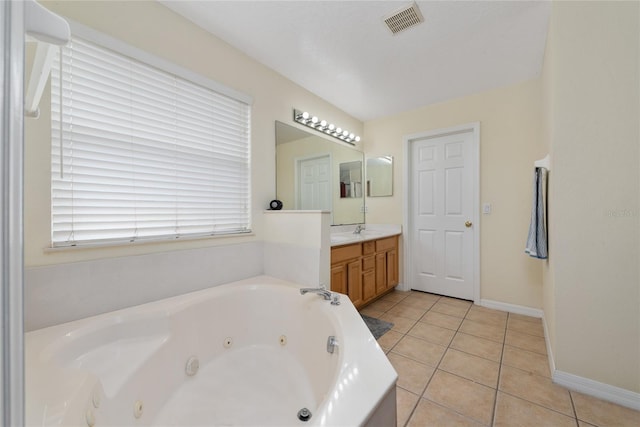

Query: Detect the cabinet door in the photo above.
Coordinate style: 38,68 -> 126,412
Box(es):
362,270 -> 376,302
386,249 -> 398,288
362,254 -> 375,272
347,259 -> 363,308
331,263 -> 347,295
375,252 -> 387,294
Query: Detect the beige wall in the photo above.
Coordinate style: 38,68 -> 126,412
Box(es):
364,79 -> 545,308
545,1 -> 639,393
26,1 -> 362,267
540,3 -> 557,361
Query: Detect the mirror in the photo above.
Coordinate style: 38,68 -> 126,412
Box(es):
276,121 -> 365,225
366,156 -> 393,197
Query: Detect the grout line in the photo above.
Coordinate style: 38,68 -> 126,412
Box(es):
395,385 -> 421,427
388,291 -> 489,425
495,357 -> 588,424
498,389 -> 579,421
495,320 -> 577,425
489,311 -> 509,426
391,291 -> 449,426
444,346 -> 501,364
421,302 -> 494,426
568,390 -> 580,426
505,328 -> 546,339
400,348 -> 443,423
500,340 -> 548,356
420,397 -> 488,426
499,356 -> 553,381
397,324 -> 421,424
414,296 -> 467,421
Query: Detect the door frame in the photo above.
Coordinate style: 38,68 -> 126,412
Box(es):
402,122 -> 480,304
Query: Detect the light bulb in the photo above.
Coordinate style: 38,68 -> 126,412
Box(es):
302,111 -> 309,119
336,127 -> 342,134
320,120 -> 327,127
349,133 -> 355,139
355,136 -> 361,142
328,124 -> 335,131
311,116 -> 318,124
342,130 -> 349,137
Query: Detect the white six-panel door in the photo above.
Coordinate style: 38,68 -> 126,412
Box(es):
407,126 -> 478,300
296,155 -> 332,212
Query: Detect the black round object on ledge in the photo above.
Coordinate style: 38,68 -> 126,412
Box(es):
269,199 -> 283,210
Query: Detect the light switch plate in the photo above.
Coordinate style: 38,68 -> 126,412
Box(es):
482,203 -> 492,214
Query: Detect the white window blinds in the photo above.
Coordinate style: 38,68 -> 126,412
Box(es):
51,37 -> 251,247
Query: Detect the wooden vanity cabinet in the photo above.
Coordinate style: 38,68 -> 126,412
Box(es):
346,261 -> 363,307
330,264 -> 347,295
330,235 -> 399,309
375,252 -> 387,294
362,241 -> 376,302
376,236 -> 399,291
330,243 -> 363,307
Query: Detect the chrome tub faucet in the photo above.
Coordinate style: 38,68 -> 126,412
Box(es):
300,285 -> 340,305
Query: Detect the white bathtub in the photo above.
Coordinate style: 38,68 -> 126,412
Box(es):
26,276 -> 397,426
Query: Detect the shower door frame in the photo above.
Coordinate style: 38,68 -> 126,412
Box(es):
1,1 -> 26,425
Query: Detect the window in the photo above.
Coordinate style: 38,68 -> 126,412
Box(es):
51,34 -> 251,247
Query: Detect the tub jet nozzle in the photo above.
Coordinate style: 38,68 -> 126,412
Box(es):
297,407 -> 312,422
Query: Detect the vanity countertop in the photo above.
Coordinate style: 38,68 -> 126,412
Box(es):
330,224 -> 402,247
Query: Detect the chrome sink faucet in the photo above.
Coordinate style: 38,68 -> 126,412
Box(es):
353,224 -> 365,234
300,285 -> 341,305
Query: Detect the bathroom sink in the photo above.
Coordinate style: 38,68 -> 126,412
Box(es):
357,231 -> 385,239
330,234 -> 354,244
330,230 -> 390,245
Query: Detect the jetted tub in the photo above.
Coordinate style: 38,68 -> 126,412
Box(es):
26,276 -> 397,426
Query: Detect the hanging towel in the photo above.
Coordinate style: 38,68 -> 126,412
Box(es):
525,167 -> 548,259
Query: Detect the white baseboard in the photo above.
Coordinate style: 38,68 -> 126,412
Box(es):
479,299 -> 543,318
539,308 -> 638,411
395,282 -> 409,292
541,314 -> 556,374
553,370 -> 640,411
470,299 -> 640,411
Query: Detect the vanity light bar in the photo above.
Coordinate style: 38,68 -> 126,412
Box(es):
293,109 -> 361,145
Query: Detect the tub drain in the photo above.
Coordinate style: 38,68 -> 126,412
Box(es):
297,408 -> 312,422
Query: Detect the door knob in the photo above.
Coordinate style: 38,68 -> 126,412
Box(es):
465,221 -> 472,228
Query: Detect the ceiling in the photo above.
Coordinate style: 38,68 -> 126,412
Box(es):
161,1 -> 551,122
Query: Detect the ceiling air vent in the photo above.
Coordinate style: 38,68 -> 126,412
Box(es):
383,2 -> 424,35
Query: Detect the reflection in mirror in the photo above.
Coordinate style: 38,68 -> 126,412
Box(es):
275,121 -> 365,225
366,156 -> 393,197
339,161 -> 363,198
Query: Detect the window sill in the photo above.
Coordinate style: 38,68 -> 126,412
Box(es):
43,230 -> 254,253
